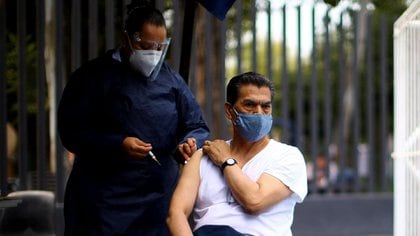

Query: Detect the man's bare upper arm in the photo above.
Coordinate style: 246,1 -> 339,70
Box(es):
170,149 -> 202,215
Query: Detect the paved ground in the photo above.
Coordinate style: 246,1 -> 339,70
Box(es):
292,193 -> 393,236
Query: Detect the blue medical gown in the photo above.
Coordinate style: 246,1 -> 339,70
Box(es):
58,50 -> 210,235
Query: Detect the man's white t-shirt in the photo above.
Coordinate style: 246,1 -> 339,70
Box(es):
192,139 -> 308,236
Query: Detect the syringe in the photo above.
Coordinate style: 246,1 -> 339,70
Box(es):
148,151 -> 161,166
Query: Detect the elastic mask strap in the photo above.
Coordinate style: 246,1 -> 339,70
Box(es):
124,31 -> 135,51
229,104 -> 239,125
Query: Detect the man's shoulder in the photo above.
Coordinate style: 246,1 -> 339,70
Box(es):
268,139 -> 299,151
266,139 -> 304,160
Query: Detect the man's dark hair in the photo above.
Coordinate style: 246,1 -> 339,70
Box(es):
226,72 -> 274,104
124,1 -> 166,39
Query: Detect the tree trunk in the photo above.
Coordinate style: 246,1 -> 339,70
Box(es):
194,6 -> 226,138
342,0 -> 370,166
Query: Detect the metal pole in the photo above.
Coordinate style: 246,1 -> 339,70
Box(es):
179,1 -> 197,84
0,0 -> 7,196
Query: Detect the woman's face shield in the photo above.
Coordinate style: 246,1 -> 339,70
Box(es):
131,33 -> 170,52
146,37 -> 170,81
128,32 -> 171,81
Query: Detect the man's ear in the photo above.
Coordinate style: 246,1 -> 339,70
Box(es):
225,103 -> 233,120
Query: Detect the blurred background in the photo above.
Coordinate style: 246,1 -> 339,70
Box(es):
1,0 -> 418,235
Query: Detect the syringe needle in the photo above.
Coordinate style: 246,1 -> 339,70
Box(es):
149,151 -> 161,166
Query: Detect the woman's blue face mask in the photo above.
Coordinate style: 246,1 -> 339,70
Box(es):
232,107 -> 272,142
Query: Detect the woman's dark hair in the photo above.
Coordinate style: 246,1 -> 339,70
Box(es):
124,0 -> 166,38
226,72 -> 274,104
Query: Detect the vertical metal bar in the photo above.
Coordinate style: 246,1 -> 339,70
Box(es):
266,1 -> 272,81
251,0 -> 257,72
105,0 -> 115,50
365,13 -> 374,192
36,0 -> 47,190
235,0 -> 243,74
219,20 -> 228,139
281,4 -> 289,143
337,11 -> 346,193
379,15 -> 388,191
406,25 -> 411,218
171,0 -> 181,71
310,5 -> 318,194
204,12 -> 213,132
0,0 -> 7,196
71,0 -> 81,71
88,0 -> 98,59
155,0 -> 164,11
324,8 -> 332,192
190,32 -> 197,95
296,5 -> 303,151
55,0 -> 65,202
123,0 -> 131,20
352,11 -> 360,192
393,14 -> 405,236
17,0 -> 29,190
179,0 -> 197,84
54,1 -> 66,233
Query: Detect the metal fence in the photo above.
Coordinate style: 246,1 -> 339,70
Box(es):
0,0 -> 398,234
224,1 -> 395,195
393,0 -> 420,235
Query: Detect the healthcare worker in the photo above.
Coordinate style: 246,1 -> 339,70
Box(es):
57,2 -> 209,235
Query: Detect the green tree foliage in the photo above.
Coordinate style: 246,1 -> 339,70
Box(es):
6,34 -> 38,126
372,0 -> 407,15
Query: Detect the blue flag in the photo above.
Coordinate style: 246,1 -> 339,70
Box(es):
196,0 -> 236,20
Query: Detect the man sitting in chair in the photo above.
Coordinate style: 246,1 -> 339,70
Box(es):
166,72 -> 307,236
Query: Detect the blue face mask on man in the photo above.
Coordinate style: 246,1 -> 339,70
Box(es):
232,107 -> 273,142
